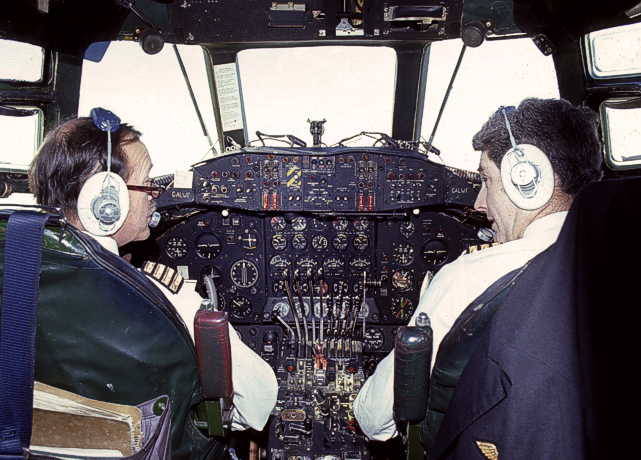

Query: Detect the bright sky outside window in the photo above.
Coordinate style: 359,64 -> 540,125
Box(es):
587,22 -> 641,79
238,47 -> 396,148
601,102 -> 641,169
420,38 -> 559,172
79,42 -> 218,177
0,39 -> 44,82
0,110 -> 42,169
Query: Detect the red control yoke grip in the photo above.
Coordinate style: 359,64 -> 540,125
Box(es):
194,309 -> 233,399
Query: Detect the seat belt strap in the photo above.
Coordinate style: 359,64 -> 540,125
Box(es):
0,211 -> 48,457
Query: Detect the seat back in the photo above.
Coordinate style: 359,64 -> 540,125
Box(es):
0,209 -> 225,460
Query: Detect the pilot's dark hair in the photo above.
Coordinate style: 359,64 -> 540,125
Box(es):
29,117 -> 142,220
473,98 -> 603,195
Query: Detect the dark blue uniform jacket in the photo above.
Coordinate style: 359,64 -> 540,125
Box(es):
431,178 -> 641,459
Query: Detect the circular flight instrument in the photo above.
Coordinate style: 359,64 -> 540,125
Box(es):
229,259 -> 259,288
200,266 -> 223,286
422,240 -> 448,265
270,216 -> 286,231
352,234 -> 370,252
332,217 -> 349,231
399,221 -> 416,239
391,269 -> 414,291
314,300 -> 328,318
363,327 -> 385,351
272,280 -> 286,295
292,300 -> 310,317
292,234 -> 308,250
349,255 -> 372,273
332,234 -> 349,251
313,281 -> 330,295
312,219 -> 328,231
166,236 -> 188,259
296,255 -> 319,272
333,280 -> 349,294
311,235 -> 329,252
229,296 -> 253,318
353,217 -> 370,231
272,301 -> 290,318
195,233 -> 222,259
390,297 -> 415,320
241,230 -> 260,250
293,282 -> 309,295
271,234 -> 287,251
323,255 -> 346,275
269,254 -> 292,273
393,244 -> 415,265
291,216 -> 307,231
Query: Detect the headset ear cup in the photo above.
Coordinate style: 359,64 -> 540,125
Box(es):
77,171 -> 130,236
500,144 -> 555,210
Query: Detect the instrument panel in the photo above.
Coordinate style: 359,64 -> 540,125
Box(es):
148,147 -> 485,459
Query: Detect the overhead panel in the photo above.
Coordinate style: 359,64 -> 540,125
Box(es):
168,0 -> 464,44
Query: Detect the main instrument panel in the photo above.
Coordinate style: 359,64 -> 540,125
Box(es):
148,147 -> 486,459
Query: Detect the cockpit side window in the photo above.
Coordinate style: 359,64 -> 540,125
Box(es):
420,38 -> 559,171
237,47 -> 397,148
586,22 -> 641,79
78,42 -> 218,177
0,39 -> 44,82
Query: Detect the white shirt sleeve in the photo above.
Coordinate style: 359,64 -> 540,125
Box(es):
151,279 -> 278,431
353,350 -> 397,441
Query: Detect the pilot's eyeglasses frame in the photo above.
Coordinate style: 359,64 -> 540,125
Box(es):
126,184 -> 165,199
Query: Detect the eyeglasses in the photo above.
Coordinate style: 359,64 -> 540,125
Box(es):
126,184 -> 165,199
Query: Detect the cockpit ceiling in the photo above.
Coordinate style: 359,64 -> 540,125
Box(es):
1,0 -> 640,58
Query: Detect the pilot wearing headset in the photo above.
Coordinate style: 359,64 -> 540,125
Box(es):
28,110 -> 277,441
353,98 -> 603,441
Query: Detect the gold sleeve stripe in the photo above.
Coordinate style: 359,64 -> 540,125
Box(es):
142,261 -> 183,293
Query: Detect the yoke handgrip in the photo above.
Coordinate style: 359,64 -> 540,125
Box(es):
393,321 -> 433,422
194,310 -> 233,399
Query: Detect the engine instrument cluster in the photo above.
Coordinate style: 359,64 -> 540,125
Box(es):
150,147 -> 485,459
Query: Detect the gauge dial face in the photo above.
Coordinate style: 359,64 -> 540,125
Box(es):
392,269 -> 414,292
333,281 -> 349,294
353,217 -> 370,231
393,244 -> 415,265
294,299 -> 309,318
195,233 -> 222,259
332,234 -> 349,251
291,216 -> 307,231
296,255 -> 319,272
271,234 -> 287,251
293,282 -> 309,295
291,234 -> 308,250
272,301 -> 290,318
332,217 -> 349,231
422,240 -> 448,265
200,266 -> 223,286
270,255 -> 292,273
363,327 -> 385,351
312,219 -> 328,231
270,216 -> 286,231
229,296 -> 253,318
229,259 -> 259,288
323,255 -> 346,275
311,235 -> 329,252
166,237 -> 188,259
272,280 -> 286,295
349,255 -> 372,273
241,230 -> 260,250
314,300 -> 329,318
352,234 -> 370,251
399,221 -> 416,239
390,297 -> 415,320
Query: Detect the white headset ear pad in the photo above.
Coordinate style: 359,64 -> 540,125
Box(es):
500,144 -> 555,210
77,171 -> 130,236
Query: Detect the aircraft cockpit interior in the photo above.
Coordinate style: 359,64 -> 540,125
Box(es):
2,1 -> 641,459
